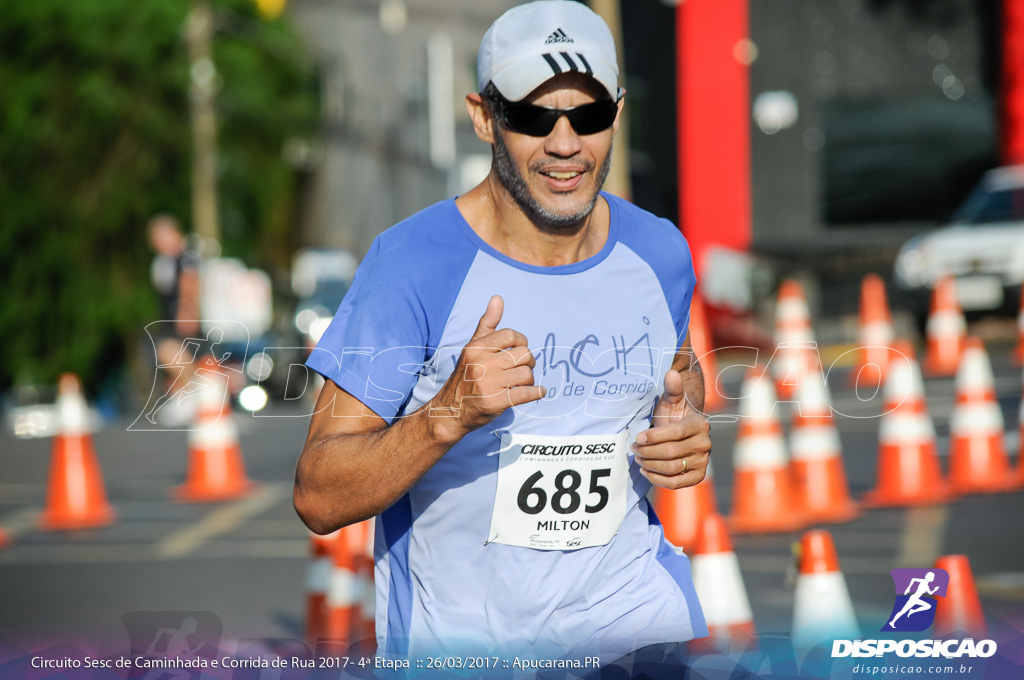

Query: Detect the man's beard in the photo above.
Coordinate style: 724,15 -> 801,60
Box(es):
492,127 -> 612,234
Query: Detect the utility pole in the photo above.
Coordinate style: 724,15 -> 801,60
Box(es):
589,0 -> 632,201
186,0 -> 222,247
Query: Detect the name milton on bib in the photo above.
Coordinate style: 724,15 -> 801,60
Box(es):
487,431 -> 629,551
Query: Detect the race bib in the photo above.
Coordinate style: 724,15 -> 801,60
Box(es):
486,431 -> 629,551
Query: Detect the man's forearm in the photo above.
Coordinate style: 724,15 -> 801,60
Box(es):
295,297 -> 546,533
294,404 -> 463,534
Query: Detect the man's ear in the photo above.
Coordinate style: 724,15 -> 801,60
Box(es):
611,92 -> 625,136
467,93 -> 496,145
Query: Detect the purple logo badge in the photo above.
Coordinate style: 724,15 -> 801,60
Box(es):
882,568 -> 949,632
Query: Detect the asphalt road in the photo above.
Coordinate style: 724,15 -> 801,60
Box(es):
1,336 -> 1023,665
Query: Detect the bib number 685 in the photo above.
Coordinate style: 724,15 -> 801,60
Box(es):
516,469 -> 612,515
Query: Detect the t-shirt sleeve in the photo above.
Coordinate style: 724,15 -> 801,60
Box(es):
305,237 -> 430,423
660,217 -> 697,348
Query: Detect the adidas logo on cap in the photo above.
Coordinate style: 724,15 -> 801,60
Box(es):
544,28 -> 574,44
477,2 -> 619,103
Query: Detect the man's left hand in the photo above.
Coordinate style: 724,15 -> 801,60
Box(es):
633,368 -> 711,489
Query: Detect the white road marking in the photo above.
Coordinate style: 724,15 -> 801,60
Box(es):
976,572 -> 1024,604
0,506 -> 41,540
154,483 -> 289,558
895,506 -> 948,568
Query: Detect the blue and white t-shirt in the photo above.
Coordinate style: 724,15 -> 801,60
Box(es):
307,193 -> 706,658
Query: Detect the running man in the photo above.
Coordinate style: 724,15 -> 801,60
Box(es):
294,0 -> 711,666
890,571 -> 940,628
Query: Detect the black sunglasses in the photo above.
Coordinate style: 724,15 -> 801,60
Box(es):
487,89 -> 624,137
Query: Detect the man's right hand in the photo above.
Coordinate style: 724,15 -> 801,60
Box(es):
429,295 -> 546,442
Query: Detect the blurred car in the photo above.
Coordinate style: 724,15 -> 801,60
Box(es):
4,383 -> 103,438
291,248 -> 357,348
894,165 -> 1024,322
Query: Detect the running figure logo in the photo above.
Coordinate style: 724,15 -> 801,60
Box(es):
130,320 -> 248,431
882,568 -> 949,632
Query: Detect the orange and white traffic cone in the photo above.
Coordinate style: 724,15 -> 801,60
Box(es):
948,338 -> 1018,494
306,529 -> 340,645
852,274 -> 894,391
772,280 -> 819,400
41,374 -> 116,531
790,368 -> 859,524
174,356 -> 254,502
690,513 -> 756,654
923,276 -> 966,377
792,530 -> 860,651
325,521 -> 372,644
690,291 -> 724,412
932,554 -> 987,638
863,341 -> 952,507
655,459 -> 719,553
0,524 -> 10,549
729,367 -> 805,534
353,518 -> 376,642
325,524 -> 358,644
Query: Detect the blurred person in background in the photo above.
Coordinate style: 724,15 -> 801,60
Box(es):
294,0 -> 710,671
145,214 -> 202,424
148,214 -> 201,345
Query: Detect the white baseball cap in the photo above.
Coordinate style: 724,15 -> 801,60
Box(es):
478,1 -> 619,102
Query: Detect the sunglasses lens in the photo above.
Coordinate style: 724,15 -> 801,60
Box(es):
499,99 -> 618,136
566,101 -> 619,135
502,106 -> 557,136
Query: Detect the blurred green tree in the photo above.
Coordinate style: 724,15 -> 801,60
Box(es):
0,0 -> 319,395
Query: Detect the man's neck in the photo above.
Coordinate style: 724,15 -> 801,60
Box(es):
455,174 -> 610,267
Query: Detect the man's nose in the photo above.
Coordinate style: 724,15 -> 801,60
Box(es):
544,115 -> 584,157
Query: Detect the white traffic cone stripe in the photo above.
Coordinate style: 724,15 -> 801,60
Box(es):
792,572 -> 860,649
360,576 -> 376,619
741,378 -> 779,418
57,392 -> 91,437
189,417 -> 237,447
927,311 -> 967,337
880,412 -> 936,443
328,569 -> 358,607
884,360 -> 924,403
791,426 -> 842,461
307,556 -> 331,592
956,352 -> 996,392
735,434 -> 788,468
777,298 -> 810,321
692,553 -> 754,625
859,321 -> 894,346
796,369 -> 832,416
951,403 -> 1005,434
